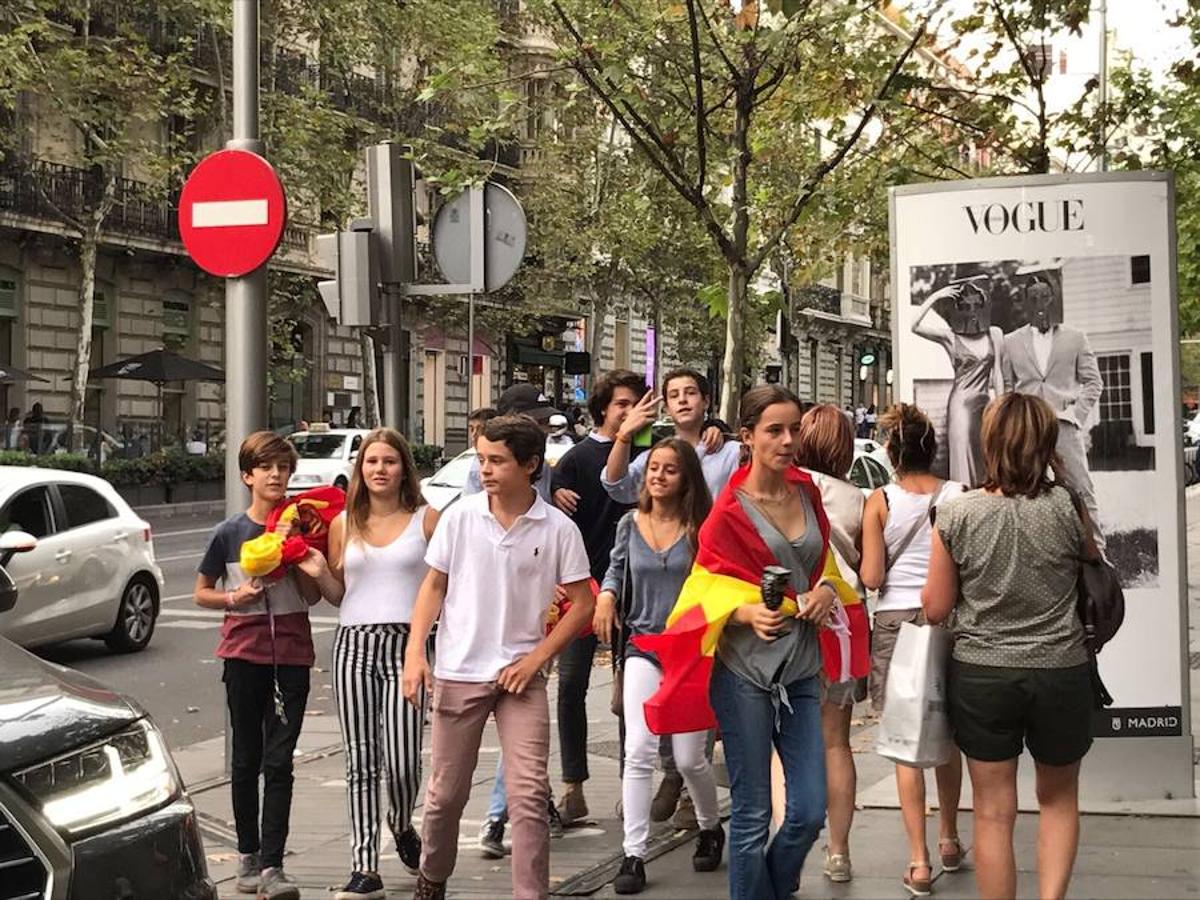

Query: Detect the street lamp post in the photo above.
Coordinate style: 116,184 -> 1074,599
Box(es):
224,0 -> 268,519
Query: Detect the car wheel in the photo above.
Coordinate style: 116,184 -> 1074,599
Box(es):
105,576 -> 158,653
334,476 -> 348,490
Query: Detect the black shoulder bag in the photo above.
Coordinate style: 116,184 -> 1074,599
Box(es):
1066,488 -> 1125,707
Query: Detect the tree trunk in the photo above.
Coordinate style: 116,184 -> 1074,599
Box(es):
588,291 -> 608,384
68,229 -> 99,453
359,331 -> 380,428
718,265 -> 749,425
718,78 -> 754,425
652,299 -> 662,386
68,174 -> 116,453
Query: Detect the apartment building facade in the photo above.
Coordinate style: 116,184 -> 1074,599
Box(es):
0,5 -> 652,456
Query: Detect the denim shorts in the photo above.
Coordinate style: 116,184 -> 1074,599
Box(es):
947,659 -> 1093,766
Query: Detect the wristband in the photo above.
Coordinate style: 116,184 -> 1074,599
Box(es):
225,590 -> 235,611
616,432 -> 632,445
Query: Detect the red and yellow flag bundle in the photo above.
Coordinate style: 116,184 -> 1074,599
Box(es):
633,465 -> 869,735
239,486 -> 345,580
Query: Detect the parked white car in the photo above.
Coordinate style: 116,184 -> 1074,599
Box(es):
286,427 -> 373,495
0,468 -> 165,652
420,441 -> 574,511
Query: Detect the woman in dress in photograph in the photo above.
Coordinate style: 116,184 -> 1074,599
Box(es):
911,277 -> 1005,487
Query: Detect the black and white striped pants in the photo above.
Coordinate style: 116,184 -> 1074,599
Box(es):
333,623 -> 430,873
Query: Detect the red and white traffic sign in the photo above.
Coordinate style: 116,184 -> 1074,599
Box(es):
178,149 -> 288,278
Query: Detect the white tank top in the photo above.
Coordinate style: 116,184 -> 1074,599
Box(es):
339,507 -> 430,626
876,481 -> 964,613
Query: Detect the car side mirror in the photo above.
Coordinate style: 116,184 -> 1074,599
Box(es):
0,530 -> 37,568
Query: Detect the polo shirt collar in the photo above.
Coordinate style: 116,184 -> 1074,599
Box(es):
481,488 -> 547,521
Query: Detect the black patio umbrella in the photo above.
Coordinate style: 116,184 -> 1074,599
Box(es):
88,348 -> 225,441
0,364 -> 49,384
88,348 -> 225,385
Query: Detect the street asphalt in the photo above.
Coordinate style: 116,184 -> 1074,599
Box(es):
32,509 -> 342,751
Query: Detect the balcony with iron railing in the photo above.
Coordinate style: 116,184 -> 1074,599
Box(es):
0,156 -> 315,263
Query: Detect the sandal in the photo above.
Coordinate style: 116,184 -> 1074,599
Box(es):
903,861 -> 932,897
939,837 -> 964,872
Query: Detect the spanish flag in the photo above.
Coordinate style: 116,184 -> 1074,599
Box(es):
240,486 -> 345,580
633,465 -> 869,735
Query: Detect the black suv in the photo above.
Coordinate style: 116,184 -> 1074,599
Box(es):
0,570 -> 215,900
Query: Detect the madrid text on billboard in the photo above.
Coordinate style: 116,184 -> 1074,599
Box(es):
964,198 -> 1085,236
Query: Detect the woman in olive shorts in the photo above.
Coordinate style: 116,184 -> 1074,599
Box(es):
924,393 -> 1095,900
861,403 -> 964,897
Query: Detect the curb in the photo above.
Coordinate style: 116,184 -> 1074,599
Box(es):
134,499 -> 225,519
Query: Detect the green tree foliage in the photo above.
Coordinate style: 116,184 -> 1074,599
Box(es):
531,0 -> 940,420
1145,8 -> 1200,336
0,1 -> 202,446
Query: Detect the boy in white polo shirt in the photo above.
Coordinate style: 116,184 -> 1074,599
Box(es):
403,415 -> 594,900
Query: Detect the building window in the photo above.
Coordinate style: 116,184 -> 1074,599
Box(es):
0,270 -> 17,417
0,275 -> 17,318
614,318 -> 630,369
162,291 -> 192,351
1097,354 -> 1132,424
1141,352 -> 1155,435
851,259 -> 866,297
1130,255 -> 1151,286
808,339 -> 818,401
92,289 -> 110,329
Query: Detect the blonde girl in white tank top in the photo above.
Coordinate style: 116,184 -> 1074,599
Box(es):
860,404 -> 963,898
323,429 -> 440,899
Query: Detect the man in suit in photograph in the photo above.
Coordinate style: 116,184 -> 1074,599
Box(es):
1002,265 -> 1106,549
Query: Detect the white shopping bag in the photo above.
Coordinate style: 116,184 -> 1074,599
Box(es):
875,621 -> 954,768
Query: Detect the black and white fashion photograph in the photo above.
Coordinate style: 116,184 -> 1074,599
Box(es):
908,255 -> 1159,589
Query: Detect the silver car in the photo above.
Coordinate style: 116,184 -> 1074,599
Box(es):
0,468 -> 165,652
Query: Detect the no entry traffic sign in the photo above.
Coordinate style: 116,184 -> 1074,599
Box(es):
178,149 -> 288,278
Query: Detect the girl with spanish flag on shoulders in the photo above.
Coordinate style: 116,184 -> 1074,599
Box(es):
634,385 -> 861,900
593,437 -> 723,895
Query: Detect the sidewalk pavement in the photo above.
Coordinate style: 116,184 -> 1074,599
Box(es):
180,487 -> 1200,899
183,653 -> 1199,900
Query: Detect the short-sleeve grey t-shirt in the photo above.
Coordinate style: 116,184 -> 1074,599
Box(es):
935,486 -> 1088,669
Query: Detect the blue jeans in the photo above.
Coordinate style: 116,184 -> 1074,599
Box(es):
710,661 -> 826,900
487,757 -> 507,822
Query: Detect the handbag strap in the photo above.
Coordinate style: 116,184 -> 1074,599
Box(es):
885,481 -> 950,573
613,516 -> 633,670
1061,484 -> 1102,563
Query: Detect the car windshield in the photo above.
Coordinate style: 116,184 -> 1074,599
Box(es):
848,457 -> 871,490
291,434 -> 346,459
429,453 -> 474,487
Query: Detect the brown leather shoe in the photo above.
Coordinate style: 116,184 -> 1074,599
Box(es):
412,874 -> 446,900
557,781 -> 589,825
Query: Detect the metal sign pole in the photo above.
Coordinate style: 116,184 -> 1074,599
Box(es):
223,0 -> 267,773
224,0 -> 267,516
466,186 -> 485,414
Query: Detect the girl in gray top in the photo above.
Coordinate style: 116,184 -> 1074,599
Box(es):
594,438 -> 723,894
924,392 -> 1097,900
